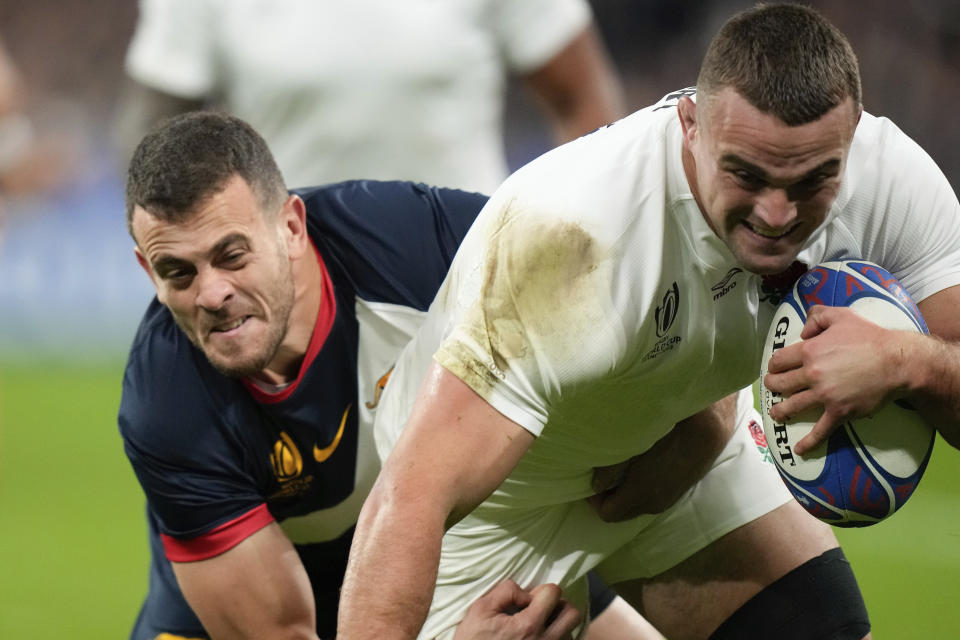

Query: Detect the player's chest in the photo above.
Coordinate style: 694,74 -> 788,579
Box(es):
603,269 -> 768,429
241,324 -> 364,519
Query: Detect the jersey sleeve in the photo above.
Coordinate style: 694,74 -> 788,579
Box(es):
836,114 -> 960,303
118,304 -> 272,561
484,0 -> 592,72
125,0 -> 218,98
432,186 -> 625,436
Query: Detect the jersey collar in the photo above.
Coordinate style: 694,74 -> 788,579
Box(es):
242,240 -> 336,404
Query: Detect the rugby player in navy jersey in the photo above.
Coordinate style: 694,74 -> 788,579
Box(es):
119,112 -> 663,640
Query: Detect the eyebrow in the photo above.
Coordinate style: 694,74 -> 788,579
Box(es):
719,154 -> 841,181
152,233 -> 251,275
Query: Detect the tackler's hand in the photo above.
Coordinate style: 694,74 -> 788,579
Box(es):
589,450 -> 679,521
454,580 -> 581,640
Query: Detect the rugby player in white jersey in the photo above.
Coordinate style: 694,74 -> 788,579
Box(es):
339,4 -> 960,639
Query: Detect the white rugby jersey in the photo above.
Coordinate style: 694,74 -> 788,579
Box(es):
377,89 -> 960,491
126,0 -> 590,193
373,91 -> 960,636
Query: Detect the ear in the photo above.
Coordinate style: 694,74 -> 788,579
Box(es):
134,246 -> 158,287
278,194 -> 309,260
677,96 -> 698,148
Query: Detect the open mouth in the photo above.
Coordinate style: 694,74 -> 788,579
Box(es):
210,316 -> 251,334
742,220 -> 796,240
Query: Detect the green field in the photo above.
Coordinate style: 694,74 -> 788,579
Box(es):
834,442 -> 960,638
0,361 -> 147,637
1,361 -> 957,638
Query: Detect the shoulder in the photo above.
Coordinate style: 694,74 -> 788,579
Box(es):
846,112 -> 952,193
298,179 -> 487,224
837,111 -> 959,231
296,180 -> 489,309
511,96 -> 676,185
489,103 -> 676,238
824,111 -> 960,299
119,299 -> 231,453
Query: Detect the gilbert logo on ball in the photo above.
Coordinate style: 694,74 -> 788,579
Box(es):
758,260 -> 936,527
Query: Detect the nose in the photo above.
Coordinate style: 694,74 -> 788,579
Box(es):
195,268 -> 234,311
754,188 -> 797,229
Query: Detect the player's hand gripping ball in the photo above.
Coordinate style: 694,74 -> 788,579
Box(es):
758,260 -> 935,527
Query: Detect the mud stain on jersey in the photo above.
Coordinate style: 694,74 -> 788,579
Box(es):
438,204 -> 613,401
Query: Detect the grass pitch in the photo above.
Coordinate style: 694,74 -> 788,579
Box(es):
833,438 -> 960,638
0,361 -> 147,638
1,360 -> 956,638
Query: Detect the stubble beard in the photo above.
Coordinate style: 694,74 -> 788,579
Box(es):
184,266 -> 297,379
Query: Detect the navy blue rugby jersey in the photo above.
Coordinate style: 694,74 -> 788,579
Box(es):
119,180 -> 486,638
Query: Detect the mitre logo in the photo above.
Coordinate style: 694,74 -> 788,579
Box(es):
712,268 -> 742,301
655,282 -> 680,338
270,431 -> 303,481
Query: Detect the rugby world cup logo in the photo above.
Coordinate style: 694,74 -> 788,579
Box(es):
655,282 -> 680,337
270,432 -> 303,481
642,282 -> 683,362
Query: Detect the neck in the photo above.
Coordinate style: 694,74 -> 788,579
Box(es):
251,244 -> 323,386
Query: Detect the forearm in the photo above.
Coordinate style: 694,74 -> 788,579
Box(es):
678,394 -> 738,464
653,394 -> 737,492
591,393 -> 737,520
339,363 -> 535,637
904,333 -> 960,448
172,523 -> 319,640
338,479 -> 446,640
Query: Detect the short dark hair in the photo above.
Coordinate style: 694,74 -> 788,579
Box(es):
697,3 -> 861,125
125,111 -> 287,236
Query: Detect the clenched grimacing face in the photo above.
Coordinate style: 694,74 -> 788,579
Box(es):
680,88 -> 861,275
132,176 -> 298,378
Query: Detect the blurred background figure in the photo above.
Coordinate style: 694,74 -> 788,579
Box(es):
0,35 -> 29,214
0,35 -> 77,242
115,0 -> 626,193
0,3 -> 144,360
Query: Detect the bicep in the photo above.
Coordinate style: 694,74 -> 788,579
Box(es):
520,25 -> 624,141
918,284 -> 960,342
173,522 -> 317,640
382,361 -> 535,526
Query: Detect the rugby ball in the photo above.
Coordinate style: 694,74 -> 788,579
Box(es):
758,260 -> 936,527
